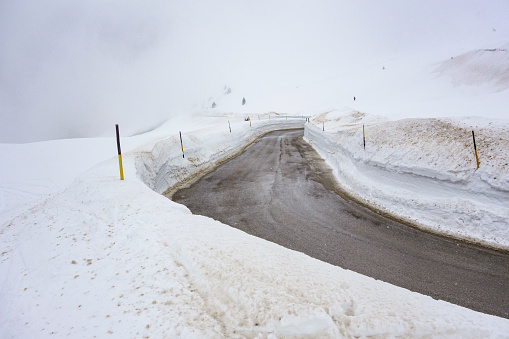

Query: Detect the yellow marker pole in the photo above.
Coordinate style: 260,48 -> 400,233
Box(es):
115,124 -> 124,180
363,124 -> 366,149
179,131 -> 185,158
472,131 -> 480,169
228,120 -> 231,132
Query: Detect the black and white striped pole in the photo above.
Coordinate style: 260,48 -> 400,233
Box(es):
115,124 -> 124,180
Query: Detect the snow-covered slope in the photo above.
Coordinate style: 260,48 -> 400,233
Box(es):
434,44 -> 509,91
2,114 -> 509,338
305,109 -> 509,250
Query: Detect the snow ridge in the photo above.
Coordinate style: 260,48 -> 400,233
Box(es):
305,109 -> 509,250
434,45 -> 509,91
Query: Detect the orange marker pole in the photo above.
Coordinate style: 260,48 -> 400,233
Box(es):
472,131 -> 480,169
115,124 -> 124,180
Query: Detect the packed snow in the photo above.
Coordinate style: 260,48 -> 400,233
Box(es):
2,1 -> 509,337
305,109 -> 509,250
1,114 -> 509,338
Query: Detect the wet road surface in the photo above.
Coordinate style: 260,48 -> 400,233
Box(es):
171,129 -> 509,318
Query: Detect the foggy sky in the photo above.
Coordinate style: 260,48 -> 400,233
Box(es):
1,0 -> 508,143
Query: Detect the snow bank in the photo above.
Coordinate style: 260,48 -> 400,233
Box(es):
133,114 -> 304,196
2,113 -> 509,337
305,109 -> 509,250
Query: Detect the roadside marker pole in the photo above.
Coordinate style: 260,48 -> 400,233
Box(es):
115,124 -> 124,180
363,124 -> 366,150
323,121 -> 324,131
228,120 -> 231,132
179,131 -> 185,158
472,131 -> 480,169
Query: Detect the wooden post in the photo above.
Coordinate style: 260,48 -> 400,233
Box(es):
115,124 -> 124,180
472,131 -> 480,169
179,131 -> 185,158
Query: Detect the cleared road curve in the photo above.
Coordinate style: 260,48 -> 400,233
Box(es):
172,128 -> 509,318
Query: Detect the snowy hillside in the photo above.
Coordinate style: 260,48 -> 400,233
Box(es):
434,44 -> 509,91
1,115 -> 509,338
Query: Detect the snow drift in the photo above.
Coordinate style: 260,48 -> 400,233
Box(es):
305,109 -> 509,250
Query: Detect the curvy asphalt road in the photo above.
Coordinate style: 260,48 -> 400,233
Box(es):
172,129 -> 509,318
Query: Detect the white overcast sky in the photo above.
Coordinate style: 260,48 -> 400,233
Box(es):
1,0 -> 508,142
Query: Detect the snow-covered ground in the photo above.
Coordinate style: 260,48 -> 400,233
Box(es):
305,109 -> 509,250
1,113 -> 509,338
2,2 -> 509,336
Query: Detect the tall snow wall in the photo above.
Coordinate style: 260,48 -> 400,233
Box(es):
134,117 -> 305,196
304,115 -> 509,250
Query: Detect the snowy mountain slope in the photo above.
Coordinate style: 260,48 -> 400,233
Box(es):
434,44 -> 509,91
209,42 -> 509,125
305,109 -> 509,250
2,114 -> 509,338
